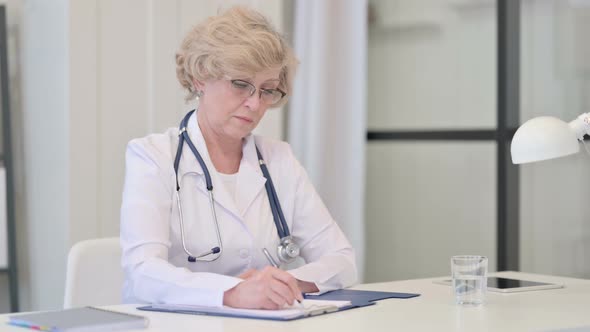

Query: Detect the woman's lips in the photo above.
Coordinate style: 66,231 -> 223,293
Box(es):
235,116 -> 253,123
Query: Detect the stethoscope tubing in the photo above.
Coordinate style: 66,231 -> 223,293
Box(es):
174,111 -> 222,262
256,150 -> 290,238
173,110 -> 298,263
176,191 -> 223,261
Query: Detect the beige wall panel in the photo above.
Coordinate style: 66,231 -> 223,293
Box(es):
365,142 -> 497,282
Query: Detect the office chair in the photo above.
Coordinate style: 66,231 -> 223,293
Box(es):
63,237 -> 123,308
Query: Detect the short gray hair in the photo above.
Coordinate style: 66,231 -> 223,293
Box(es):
175,6 -> 298,107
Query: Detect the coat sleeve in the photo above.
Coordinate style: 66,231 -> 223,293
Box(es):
280,144 -> 358,293
120,137 -> 241,306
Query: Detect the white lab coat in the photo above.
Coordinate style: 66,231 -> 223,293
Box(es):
120,111 -> 357,307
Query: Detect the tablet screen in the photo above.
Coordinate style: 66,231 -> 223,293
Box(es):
488,277 -> 554,289
436,277 -> 561,291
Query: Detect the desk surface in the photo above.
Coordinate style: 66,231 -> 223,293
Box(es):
2,271 -> 589,332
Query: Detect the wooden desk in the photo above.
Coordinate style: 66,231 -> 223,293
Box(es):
2,272 -> 589,331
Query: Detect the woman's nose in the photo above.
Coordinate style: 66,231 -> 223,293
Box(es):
243,91 -> 261,110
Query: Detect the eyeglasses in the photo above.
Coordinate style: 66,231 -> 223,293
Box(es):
229,79 -> 286,105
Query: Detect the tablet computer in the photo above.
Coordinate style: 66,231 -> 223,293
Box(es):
434,277 -> 565,293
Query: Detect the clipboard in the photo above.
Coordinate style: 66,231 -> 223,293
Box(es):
137,299 -> 372,321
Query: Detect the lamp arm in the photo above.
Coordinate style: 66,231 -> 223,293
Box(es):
569,113 -> 590,140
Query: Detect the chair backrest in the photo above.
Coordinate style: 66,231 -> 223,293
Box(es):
63,237 -> 123,308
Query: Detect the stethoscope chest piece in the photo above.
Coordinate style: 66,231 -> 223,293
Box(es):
277,236 -> 300,264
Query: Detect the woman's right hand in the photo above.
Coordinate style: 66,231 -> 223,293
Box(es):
223,266 -> 304,309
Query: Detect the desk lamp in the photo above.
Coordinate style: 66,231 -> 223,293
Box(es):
511,113 -> 590,164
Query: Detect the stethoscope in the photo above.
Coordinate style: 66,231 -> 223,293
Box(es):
173,110 -> 301,264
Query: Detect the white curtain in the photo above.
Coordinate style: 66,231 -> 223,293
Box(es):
289,0 -> 368,280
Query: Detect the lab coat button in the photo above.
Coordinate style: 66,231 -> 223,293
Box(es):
239,249 -> 249,259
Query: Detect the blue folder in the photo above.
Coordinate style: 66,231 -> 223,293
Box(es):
305,289 -> 420,307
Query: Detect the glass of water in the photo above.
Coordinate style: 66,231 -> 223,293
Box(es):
451,255 -> 488,306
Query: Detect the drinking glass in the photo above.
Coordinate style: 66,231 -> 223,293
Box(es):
451,255 -> 488,306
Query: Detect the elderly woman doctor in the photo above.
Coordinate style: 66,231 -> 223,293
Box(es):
120,6 -> 357,310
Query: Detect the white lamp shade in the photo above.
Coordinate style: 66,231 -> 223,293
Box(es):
511,116 -> 580,164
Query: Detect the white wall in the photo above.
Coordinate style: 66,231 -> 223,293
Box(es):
365,0 -> 497,282
68,0 -> 284,242
366,0 -> 590,282
519,0 -> 590,278
367,0 -> 496,130
14,0 -> 285,311
365,142 -> 497,281
21,0 -> 70,311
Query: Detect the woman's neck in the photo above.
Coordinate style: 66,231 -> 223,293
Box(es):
197,110 -> 242,174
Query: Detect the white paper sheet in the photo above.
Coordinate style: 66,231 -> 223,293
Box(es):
150,299 -> 351,320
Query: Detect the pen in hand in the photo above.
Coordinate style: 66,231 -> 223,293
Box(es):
262,248 -> 303,305
262,248 -> 279,268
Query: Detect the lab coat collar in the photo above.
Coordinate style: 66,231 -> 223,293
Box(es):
177,111 -> 267,218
